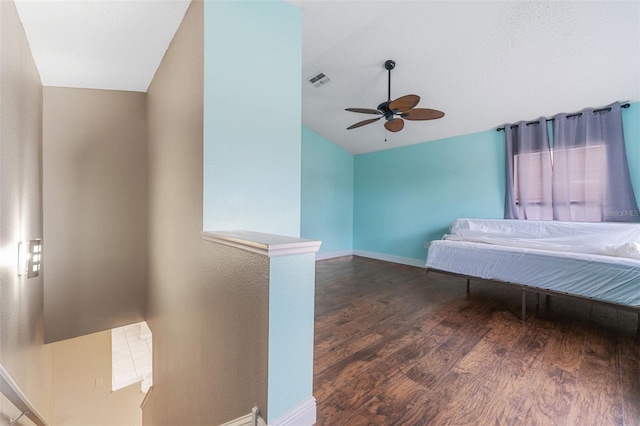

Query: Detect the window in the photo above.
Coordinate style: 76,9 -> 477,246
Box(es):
513,150 -> 553,206
505,103 -> 638,222
514,144 -> 607,221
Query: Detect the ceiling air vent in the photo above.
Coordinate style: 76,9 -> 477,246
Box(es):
308,72 -> 331,88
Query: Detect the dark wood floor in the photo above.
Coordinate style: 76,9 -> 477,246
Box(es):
313,256 -> 640,426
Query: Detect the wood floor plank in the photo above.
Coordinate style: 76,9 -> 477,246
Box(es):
492,318 -> 560,424
446,367 -> 519,425
566,359 -> 623,426
347,372 -> 436,425
442,314 -> 555,425
619,334 -> 640,361
405,321 -> 491,389
582,325 -> 620,370
539,319 -> 585,374
620,356 -> 640,425
314,357 -> 397,425
313,256 -> 638,426
511,364 -> 577,425
446,328 -> 527,424
314,331 -> 385,375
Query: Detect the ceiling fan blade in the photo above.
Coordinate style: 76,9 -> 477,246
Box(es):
401,108 -> 445,121
388,94 -> 420,113
384,118 -> 405,132
345,108 -> 382,115
347,117 -> 382,130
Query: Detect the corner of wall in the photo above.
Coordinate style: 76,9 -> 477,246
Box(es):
0,0 -> 53,420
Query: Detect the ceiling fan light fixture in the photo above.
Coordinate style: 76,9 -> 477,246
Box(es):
345,59 -> 444,133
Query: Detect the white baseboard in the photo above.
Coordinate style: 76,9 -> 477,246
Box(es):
315,250 -> 353,260
268,397 -> 316,426
353,249 -> 426,268
315,249 -> 426,268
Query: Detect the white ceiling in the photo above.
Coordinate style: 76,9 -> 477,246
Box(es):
294,0 -> 640,154
15,1 -> 640,154
14,0 -> 190,92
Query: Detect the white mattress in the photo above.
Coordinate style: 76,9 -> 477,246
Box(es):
426,239 -> 640,308
444,218 -> 640,260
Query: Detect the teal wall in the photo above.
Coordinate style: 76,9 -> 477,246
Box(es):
624,102 -> 640,202
353,130 -> 506,262
348,101 -> 640,264
268,253 -> 316,421
203,1 -> 301,237
301,126 -> 353,254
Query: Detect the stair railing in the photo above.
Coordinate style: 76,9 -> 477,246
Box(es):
0,363 -> 48,425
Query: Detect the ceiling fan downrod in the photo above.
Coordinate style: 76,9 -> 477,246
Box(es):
377,60 -> 396,121
385,59 -> 395,102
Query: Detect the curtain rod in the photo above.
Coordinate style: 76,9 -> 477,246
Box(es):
496,103 -> 631,132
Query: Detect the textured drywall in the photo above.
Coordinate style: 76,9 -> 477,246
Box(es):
51,331 -> 143,425
144,2 -> 269,424
203,1 -> 302,237
268,253 -> 316,421
354,129 -> 505,262
301,126 -> 354,255
43,87 -> 148,343
0,0 -> 53,421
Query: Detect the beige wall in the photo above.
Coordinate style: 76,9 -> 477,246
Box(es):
51,330 -> 143,425
143,1 -> 269,424
43,87 -> 148,343
0,0 -> 54,423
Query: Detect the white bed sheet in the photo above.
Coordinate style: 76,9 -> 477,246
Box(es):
426,239 -> 640,308
444,219 -> 640,260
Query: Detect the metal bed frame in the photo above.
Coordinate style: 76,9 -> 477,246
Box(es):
426,267 -> 640,335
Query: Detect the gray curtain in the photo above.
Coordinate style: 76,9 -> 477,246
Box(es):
504,117 -> 553,220
552,102 -> 639,222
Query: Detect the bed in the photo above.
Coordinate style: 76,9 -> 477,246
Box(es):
425,219 -> 640,330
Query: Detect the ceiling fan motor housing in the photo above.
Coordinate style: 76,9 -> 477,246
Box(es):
377,101 -> 394,121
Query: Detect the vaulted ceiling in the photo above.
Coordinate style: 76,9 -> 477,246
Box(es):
15,1 -> 640,154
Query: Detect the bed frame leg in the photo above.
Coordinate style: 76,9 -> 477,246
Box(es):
466,278 -> 470,294
521,289 -> 527,322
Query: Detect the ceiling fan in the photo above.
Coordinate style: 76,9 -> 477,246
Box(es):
346,60 -> 444,133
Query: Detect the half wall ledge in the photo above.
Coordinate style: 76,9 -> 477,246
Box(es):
201,229 -> 321,424
201,231 -> 321,257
